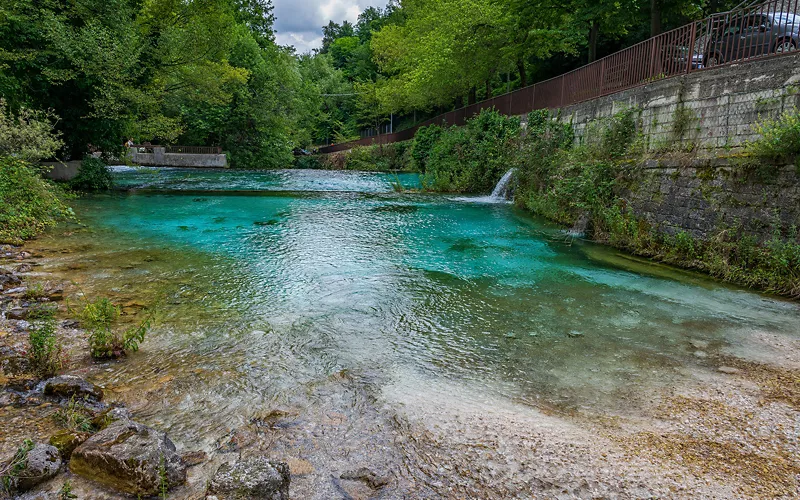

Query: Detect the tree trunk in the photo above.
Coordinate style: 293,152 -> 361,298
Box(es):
517,58 -> 527,87
468,86 -> 477,105
485,80 -> 492,99
588,21 -> 600,63
455,95 -> 464,109
650,0 -> 662,37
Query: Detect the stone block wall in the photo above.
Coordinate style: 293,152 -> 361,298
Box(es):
558,52 -> 800,151
617,159 -> 800,242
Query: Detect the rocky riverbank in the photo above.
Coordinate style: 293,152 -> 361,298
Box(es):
0,246 -> 292,499
2,241 -> 800,498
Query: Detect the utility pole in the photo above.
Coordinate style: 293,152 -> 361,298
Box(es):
390,113 -> 393,134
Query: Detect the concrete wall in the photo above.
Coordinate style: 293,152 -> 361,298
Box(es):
41,161 -> 81,181
558,52 -> 800,151
128,147 -> 227,168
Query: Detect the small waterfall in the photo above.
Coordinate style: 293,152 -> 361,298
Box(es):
451,168 -> 516,203
489,169 -> 516,201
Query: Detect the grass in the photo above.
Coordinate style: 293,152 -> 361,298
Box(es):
0,439 -> 34,494
53,395 -> 95,433
27,306 -> 63,378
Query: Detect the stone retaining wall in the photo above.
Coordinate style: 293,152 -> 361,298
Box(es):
617,159 -> 800,242
558,52 -> 800,151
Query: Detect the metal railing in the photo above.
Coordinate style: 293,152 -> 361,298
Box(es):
129,145 -> 223,154
164,146 -> 222,154
319,0 -> 800,154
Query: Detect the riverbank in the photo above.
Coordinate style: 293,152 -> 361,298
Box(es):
2,171 -> 800,497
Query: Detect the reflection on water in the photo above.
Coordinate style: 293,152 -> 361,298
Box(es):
34,168 -> 800,491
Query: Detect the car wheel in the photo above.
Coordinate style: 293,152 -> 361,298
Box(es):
775,39 -> 797,54
705,54 -> 722,67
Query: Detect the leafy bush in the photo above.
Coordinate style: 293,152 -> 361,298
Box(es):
746,108 -> 800,162
0,99 -> 63,162
0,157 -> 73,245
78,298 -> 150,359
422,110 -> 521,192
411,124 -> 442,172
54,396 -> 95,432
69,157 -> 114,192
294,155 -> 323,169
27,307 -> 63,378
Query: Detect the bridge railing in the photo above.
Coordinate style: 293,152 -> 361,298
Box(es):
129,145 -> 222,155
319,0 -> 800,154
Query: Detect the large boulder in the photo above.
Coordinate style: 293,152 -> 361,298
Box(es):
3,443 -> 62,492
43,375 -> 104,401
69,419 -> 186,496
208,458 -> 290,499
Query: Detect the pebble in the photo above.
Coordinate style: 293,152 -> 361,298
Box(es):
567,331 -> 584,338
690,340 -> 709,349
693,351 -> 708,359
717,366 -> 740,374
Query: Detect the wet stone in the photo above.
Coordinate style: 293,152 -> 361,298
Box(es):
693,351 -> 708,359
5,443 -> 62,493
340,467 -> 391,489
43,375 -> 104,402
718,366 -> 740,374
70,419 -> 186,496
49,430 -> 91,459
208,458 -> 290,499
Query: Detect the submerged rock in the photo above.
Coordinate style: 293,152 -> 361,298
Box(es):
717,366 -> 740,375
340,467 -> 391,489
208,458 -> 290,499
70,419 -> 186,496
3,443 -> 62,493
91,404 -> 132,430
567,331 -> 584,338
49,431 -> 91,459
43,375 -> 104,401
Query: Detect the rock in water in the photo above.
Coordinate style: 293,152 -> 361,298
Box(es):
49,431 -> 91,459
340,467 -> 391,489
209,458 -> 290,499
43,375 -> 104,401
7,443 -> 62,492
70,420 -> 186,496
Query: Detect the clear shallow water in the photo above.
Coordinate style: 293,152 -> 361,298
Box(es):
46,168 -> 800,453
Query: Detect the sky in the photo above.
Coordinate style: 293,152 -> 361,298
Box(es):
273,0 -> 385,53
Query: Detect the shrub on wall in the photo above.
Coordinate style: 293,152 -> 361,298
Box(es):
422,110 -> 521,193
745,108 -> 800,164
69,157 -> 114,192
0,157 -> 72,244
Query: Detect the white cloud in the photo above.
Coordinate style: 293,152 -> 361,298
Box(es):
273,0 -> 385,53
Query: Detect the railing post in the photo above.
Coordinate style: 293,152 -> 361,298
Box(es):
686,22 -> 697,74
599,59 -> 606,96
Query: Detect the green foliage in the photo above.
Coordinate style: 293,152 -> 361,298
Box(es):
0,157 -> 73,245
69,157 -> 114,192
422,110 -> 521,192
54,396 -> 95,433
0,99 -> 63,162
27,306 -> 63,379
78,298 -> 151,359
0,438 -> 34,494
59,480 -> 77,500
24,282 -> 46,300
411,125 -> 443,172
745,108 -> 800,162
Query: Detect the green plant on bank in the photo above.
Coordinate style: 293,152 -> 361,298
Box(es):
76,298 -> 151,359
53,395 -> 95,433
744,108 -> 800,164
0,439 -> 34,494
59,480 -> 77,500
508,108 -> 800,298
23,282 -> 47,300
0,157 -> 73,245
27,306 -> 63,378
159,454 -> 168,499
410,124 -> 442,172
69,157 -> 114,192
419,109 -> 521,193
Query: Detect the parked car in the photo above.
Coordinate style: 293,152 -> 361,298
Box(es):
704,11 -> 800,66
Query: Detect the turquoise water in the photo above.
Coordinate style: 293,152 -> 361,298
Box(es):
47,168 -> 799,465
